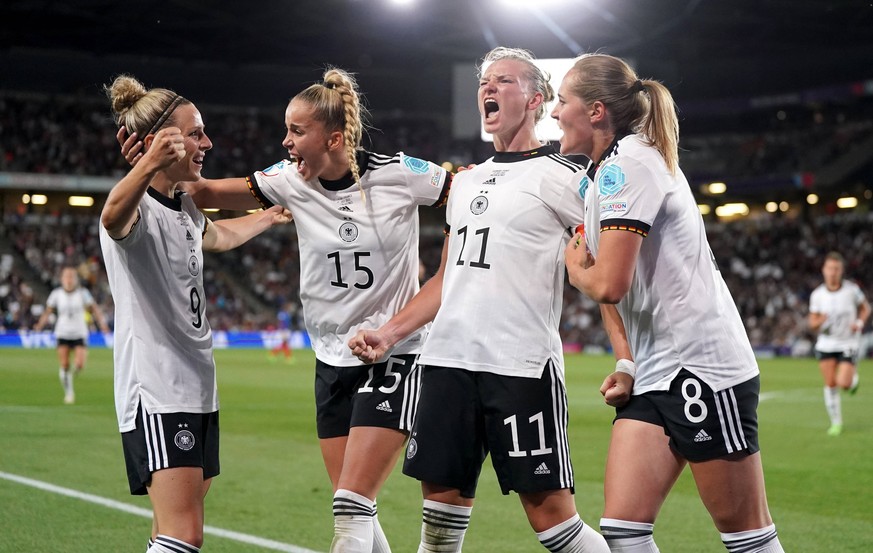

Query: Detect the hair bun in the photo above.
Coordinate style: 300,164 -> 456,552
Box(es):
105,74 -> 149,116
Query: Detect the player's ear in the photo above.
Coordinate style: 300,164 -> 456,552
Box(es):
327,131 -> 343,151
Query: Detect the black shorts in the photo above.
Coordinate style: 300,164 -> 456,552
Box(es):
815,348 -> 859,364
57,338 -> 85,348
402,363 -> 574,498
315,354 -> 420,439
120,402 -> 220,495
615,369 -> 760,462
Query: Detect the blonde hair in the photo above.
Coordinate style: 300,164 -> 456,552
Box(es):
104,74 -> 190,138
478,47 -> 554,123
294,67 -> 368,188
564,54 -> 679,173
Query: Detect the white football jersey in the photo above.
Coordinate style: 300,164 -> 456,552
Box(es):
419,145 -> 589,378
248,150 -> 449,366
810,280 -> 865,351
46,286 -> 94,340
583,135 -> 758,393
100,187 -> 217,432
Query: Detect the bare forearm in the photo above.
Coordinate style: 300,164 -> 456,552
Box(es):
378,276 -> 443,350
204,211 -> 276,252
101,162 -> 159,238
601,304 -> 632,360
183,177 -> 260,210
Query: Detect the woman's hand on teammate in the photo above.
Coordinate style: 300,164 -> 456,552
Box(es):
117,126 -> 145,167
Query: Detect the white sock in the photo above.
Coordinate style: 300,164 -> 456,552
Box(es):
147,534 -> 200,553
823,386 -> 842,425
599,518 -> 659,552
720,524 -> 783,552
59,367 -> 72,394
372,510 -> 391,553
537,514 -> 609,552
850,371 -> 860,389
418,499 -> 472,553
330,489 -> 376,553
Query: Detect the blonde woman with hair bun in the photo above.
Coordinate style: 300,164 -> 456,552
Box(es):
102,74 -> 291,553
118,66 -> 451,553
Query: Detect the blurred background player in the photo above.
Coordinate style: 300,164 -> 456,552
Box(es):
808,251 -> 870,436
350,47 -> 608,553
33,264 -> 110,404
102,74 -> 290,553
269,303 -> 294,364
557,53 -> 784,553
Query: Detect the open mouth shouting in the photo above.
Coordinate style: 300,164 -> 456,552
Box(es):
483,98 -> 500,122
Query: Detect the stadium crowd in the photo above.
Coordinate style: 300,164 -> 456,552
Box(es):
1,91 -> 872,355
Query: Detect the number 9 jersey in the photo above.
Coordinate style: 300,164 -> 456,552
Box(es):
100,188 -> 216,433
248,151 -> 450,366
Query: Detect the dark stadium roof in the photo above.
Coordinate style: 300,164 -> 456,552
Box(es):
3,0 -> 873,113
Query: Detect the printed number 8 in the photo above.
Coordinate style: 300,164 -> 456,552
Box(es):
682,378 -> 707,424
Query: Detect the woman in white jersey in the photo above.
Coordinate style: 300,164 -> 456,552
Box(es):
120,67 -> 450,553
555,53 -> 785,553
350,47 -> 609,553
808,251 -> 869,436
101,75 -> 290,553
33,265 -> 110,404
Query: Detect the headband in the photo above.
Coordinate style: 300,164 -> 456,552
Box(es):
144,94 -> 185,137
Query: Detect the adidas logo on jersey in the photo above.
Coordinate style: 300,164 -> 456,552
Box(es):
534,462 -> 551,475
338,206 -> 353,212
694,430 -> 712,442
185,229 -> 193,241
376,400 -> 392,413
481,177 -> 496,185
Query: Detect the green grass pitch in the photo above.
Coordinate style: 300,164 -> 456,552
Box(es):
1,348 -> 871,551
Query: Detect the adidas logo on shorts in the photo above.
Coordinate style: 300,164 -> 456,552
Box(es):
694,429 -> 712,442
534,462 -> 551,475
376,400 -> 392,413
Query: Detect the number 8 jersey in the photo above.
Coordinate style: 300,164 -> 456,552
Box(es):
248,151 -> 449,366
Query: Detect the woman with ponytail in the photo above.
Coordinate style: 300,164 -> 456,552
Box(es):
554,54 -> 785,552
120,67 -> 450,553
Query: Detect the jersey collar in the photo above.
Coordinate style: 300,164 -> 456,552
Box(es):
318,150 -> 371,191
146,186 -> 184,211
492,144 -> 557,163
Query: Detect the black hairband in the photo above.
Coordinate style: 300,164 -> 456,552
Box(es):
323,82 -> 336,90
144,94 -> 185,137
630,80 -> 645,94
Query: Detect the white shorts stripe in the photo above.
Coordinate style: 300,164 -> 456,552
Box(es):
715,389 -> 746,454
548,363 -> 573,489
143,412 -> 156,472
725,389 -> 747,450
400,361 -> 421,432
156,414 -> 169,468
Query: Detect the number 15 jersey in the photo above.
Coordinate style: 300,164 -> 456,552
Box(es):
248,151 -> 449,366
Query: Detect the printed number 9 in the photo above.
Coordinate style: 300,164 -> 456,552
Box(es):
190,287 -> 202,329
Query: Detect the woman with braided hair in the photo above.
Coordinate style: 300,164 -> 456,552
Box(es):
119,67 -> 450,553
